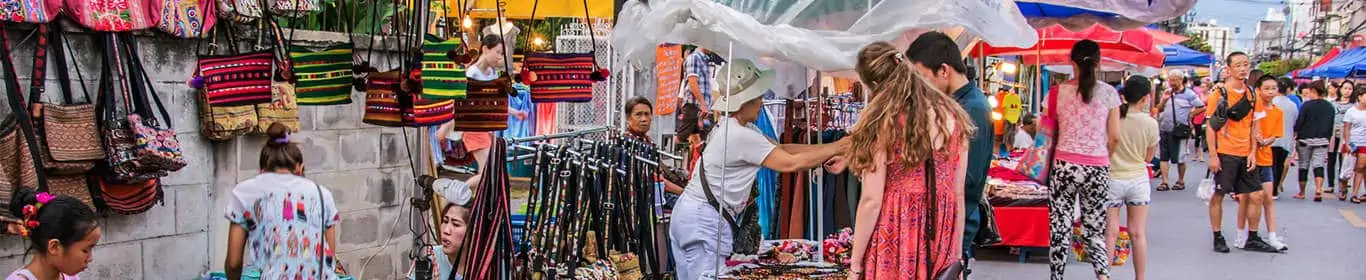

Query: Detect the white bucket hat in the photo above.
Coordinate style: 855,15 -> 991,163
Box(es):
711,59 -> 776,113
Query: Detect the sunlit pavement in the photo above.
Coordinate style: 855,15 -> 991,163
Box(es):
970,162 -> 1366,280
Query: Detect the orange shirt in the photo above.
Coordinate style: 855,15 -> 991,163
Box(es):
1205,85 -> 1263,157
1255,105 -> 1283,166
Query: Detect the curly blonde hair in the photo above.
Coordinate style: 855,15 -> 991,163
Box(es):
846,42 -> 976,174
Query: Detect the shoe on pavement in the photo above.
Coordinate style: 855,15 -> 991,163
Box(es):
1242,236 -> 1282,253
1213,234 -> 1230,253
1232,231 -> 1246,249
1266,232 -> 1289,251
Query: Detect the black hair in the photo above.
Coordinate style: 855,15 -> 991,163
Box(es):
1256,75 -> 1279,93
624,96 -> 653,118
480,34 -> 503,50
1226,51 -> 1248,64
1307,80 -> 1328,98
1071,40 -> 1101,103
9,188 -> 99,256
1249,69 -> 1265,85
1120,75 -> 1152,118
260,123 -> 303,171
1019,113 -> 1036,125
904,31 -> 967,75
1276,77 -> 1295,95
1193,79 -> 1204,87
1343,80 -> 1359,102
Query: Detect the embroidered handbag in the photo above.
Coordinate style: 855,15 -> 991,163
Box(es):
30,23 -> 102,175
522,52 -> 595,103
420,34 -> 467,100
363,71 -> 455,127
150,0 -> 216,38
255,81 -> 299,133
65,0 -> 156,31
450,76 -> 510,132
193,26 -> 256,141
195,50 -> 274,106
124,35 -> 187,175
268,0 -> 317,17
216,0 -> 260,23
290,44 -> 354,105
0,0 -> 59,23
1016,87 -> 1059,183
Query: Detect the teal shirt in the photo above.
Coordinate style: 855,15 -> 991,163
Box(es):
954,81 -> 993,208
409,245 -> 460,280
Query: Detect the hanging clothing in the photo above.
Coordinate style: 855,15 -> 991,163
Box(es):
861,131 -> 964,280
535,103 -> 557,136
502,84 -> 533,139
225,173 -> 341,280
753,105 -> 779,239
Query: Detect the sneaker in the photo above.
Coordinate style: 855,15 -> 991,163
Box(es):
1213,234 -> 1230,253
1265,232 -> 1289,251
1242,236 -> 1282,253
1232,231 -> 1247,249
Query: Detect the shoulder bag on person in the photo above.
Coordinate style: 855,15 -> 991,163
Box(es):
923,157 -> 965,280
695,155 -> 762,255
1168,92 -> 1193,139
1209,86 -> 1255,132
1016,86 -> 1060,183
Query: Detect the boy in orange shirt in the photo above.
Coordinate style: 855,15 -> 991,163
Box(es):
1233,75 -> 1290,251
1204,52 -> 1279,253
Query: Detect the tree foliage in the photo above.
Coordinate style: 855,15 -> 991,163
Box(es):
1256,58 -> 1311,78
1182,32 -> 1213,54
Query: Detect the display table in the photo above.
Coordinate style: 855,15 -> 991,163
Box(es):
994,206 -> 1049,248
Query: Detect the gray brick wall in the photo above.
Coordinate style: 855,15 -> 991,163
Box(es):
0,29 -> 419,280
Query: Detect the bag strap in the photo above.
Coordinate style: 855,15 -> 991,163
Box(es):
49,21 -> 92,105
314,182 -> 326,279
25,24 -> 48,107
122,34 -> 175,129
0,23 -> 50,192
923,157 -> 937,277
695,153 -> 740,230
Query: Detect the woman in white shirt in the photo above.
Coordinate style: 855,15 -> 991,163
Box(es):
669,59 -> 847,279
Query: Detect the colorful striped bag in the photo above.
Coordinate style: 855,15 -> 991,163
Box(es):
450,76 -> 510,132
195,51 -> 275,106
420,35 -> 466,100
362,71 -> 454,127
291,44 -> 354,105
522,52 -> 595,103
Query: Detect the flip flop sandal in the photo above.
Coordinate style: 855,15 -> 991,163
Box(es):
1314,195 -> 1323,202
1340,192 -> 1349,201
1173,182 -> 1187,190
1351,196 -> 1364,204
1293,193 -> 1306,200
1157,183 -> 1170,191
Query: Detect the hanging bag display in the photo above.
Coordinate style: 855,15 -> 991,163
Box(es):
290,43 -> 355,105
194,26 -> 258,141
89,34 -> 168,215
65,0 -> 156,31
217,0 -> 261,23
30,23 -> 103,175
450,76 -> 511,132
150,0 -> 217,38
255,19 -> 298,133
125,34 -> 188,174
420,34 -> 467,100
0,0 -> 60,23
363,70 -> 455,127
0,22 -> 53,217
518,0 -> 607,103
192,41 -> 275,106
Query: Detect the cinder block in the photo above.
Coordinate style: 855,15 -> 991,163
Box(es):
338,208 -> 380,250
340,130 -> 381,170
316,95 -> 364,130
296,130 -> 341,173
100,197 -> 177,244
171,184 -> 213,234
161,133 -> 214,186
335,245 -> 401,280
141,232 -> 209,279
311,171 -> 378,212
378,130 -> 419,168
368,169 -> 413,207
83,241 -> 143,280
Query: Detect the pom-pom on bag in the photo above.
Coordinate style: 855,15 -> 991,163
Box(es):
65,0 -> 156,31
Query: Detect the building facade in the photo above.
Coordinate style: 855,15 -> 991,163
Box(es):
1190,20 -> 1237,62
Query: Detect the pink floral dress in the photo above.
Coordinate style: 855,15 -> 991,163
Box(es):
860,133 -> 963,280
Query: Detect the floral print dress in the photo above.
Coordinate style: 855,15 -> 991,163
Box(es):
861,132 -> 964,280
226,173 -> 341,280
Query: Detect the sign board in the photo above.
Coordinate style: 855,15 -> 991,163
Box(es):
655,44 -> 683,115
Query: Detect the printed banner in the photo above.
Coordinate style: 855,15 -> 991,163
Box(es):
655,44 -> 682,115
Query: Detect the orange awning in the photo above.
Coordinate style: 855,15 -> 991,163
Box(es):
439,0 -> 615,19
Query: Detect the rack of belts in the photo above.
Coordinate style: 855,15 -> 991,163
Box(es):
513,131 -> 668,279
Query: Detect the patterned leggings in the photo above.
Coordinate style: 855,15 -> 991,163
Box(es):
1048,160 -> 1111,280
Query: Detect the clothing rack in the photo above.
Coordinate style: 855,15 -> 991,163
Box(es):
507,126 -> 610,144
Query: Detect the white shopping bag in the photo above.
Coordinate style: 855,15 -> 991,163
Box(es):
1197,178 -> 1216,205
1341,154 -> 1356,181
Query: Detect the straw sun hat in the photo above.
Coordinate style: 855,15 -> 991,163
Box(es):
710,59 -> 776,113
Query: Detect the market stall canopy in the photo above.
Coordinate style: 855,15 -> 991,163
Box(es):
1145,28 -> 1188,45
1016,44 -> 1165,68
1290,47 -> 1343,78
1298,47 -> 1366,78
1161,44 -> 1213,66
451,0 -> 616,19
969,24 -> 1157,57
1015,0 -> 1197,31
610,0 -> 1038,72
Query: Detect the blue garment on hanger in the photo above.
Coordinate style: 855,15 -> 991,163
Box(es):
754,106 -> 779,239
502,84 -> 534,139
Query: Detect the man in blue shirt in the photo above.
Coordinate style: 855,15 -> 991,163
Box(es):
904,31 -> 994,264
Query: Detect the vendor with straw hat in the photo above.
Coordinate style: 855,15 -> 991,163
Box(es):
669,58 -> 849,279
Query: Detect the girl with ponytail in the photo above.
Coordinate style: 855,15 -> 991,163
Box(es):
1105,76 -> 1159,280
224,123 -> 342,280
1046,39 -> 1122,280
844,41 -> 975,280
5,188 -> 101,280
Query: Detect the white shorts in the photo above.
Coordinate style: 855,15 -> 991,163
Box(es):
1108,177 -> 1153,208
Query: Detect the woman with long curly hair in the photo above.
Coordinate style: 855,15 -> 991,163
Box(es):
843,41 -> 975,280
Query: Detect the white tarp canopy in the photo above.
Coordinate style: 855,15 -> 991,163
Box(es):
611,0 -> 1039,72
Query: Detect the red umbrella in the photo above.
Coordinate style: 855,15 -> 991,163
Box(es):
970,24 -> 1156,57
1016,44 -> 1165,68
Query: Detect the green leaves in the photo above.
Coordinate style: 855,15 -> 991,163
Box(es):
276,0 -> 400,34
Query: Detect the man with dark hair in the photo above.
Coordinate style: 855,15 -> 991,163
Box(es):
905,31 -> 994,262
1205,51 -> 1280,253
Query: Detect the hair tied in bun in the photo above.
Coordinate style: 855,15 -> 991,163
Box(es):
273,132 -> 291,144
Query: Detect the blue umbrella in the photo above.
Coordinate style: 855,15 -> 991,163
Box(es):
1015,1 -> 1195,30
1161,44 -> 1213,66
1300,47 -> 1366,78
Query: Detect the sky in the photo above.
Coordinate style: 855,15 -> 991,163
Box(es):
1191,0 -> 1289,52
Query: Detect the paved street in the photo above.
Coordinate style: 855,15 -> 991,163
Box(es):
971,161 -> 1366,280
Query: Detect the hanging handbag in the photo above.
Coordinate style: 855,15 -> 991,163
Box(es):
923,158 -> 965,280
449,76 -> 511,132
0,22 -> 52,218
27,23 -> 102,176
99,33 -> 184,183
64,0 -> 155,31
194,26 -> 257,141
216,0 -> 261,23
695,155 -> 762,255
290,44 -> 354,105
193,24 -> 274,106
420,34 -> 467,100
0,0 -> 59,23
91,168 -> 162,215
256,81 -> 299,133
124,34 -> 188,174
1017,86 -> 1060,183
362,70 -> 455,127
518,0 -> 606,103
150,0 -> 217,38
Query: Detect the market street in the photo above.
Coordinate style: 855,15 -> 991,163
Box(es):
970,161 -> 1366,280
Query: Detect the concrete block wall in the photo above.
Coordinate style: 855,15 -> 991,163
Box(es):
0,28 -> 421,280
